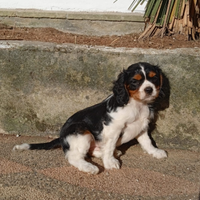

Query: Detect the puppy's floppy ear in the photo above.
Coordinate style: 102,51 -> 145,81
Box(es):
153,65 -> 163,91
153,68 -> 170,111
113,70 -> 129,106
157,67 -> 164,93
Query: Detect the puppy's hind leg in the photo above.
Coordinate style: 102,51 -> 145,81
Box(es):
64,133 -> 99,174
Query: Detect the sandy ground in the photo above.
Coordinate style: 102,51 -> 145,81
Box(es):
0,133 -> 199,200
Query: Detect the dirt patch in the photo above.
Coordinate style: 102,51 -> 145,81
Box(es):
0,26 -> 200,49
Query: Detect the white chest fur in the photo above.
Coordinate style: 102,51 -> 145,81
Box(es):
110,99 -> 151,146
92,99 -> 151,158
111,99 -> 150,127
102,99 -> 150,144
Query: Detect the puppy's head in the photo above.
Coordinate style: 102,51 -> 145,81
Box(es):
113,62 -> 163,105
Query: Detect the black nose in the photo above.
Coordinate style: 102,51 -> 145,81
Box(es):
144,87 -> 153,94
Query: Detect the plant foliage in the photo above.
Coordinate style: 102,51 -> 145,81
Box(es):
129,0 -> 200,40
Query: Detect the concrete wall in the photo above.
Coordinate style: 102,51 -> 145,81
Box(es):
0,41 -> 199,151
0,10 -> 144,36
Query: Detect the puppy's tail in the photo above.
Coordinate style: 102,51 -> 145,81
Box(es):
13,138 -> 61,151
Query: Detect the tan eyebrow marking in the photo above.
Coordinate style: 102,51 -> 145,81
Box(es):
149,71 -> 156,78
133,74 -> 142,80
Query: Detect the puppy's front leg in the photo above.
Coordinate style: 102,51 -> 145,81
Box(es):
137,130 -> 167,159
102,137 -> 120,170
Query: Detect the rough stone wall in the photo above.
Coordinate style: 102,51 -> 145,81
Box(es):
0,41 -> 199,151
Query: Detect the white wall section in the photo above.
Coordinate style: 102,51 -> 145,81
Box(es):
0,0 -> 146,13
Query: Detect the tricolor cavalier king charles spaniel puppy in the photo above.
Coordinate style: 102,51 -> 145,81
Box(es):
13,62 -> 167,174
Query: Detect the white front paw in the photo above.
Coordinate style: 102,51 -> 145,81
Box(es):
104,157 -> 120,169
152,149 -> 167,159
80,164 -> 99,175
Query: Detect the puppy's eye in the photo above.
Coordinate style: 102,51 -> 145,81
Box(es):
128,84 -> 137,90
132,79 -> 139,83
151,75 -> 158,79
149,75 -> 159,84
128,79 -> 141,90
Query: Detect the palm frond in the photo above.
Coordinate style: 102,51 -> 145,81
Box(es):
128,0 -> 200,40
